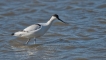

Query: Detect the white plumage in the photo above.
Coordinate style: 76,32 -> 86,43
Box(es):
23,24 -> 41,31
12,14 -> 67,44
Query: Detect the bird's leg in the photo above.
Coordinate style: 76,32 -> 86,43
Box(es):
26,39 -> 30,44
34,37 -> 36,44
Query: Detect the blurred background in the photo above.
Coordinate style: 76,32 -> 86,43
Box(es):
0,0 -> 106,60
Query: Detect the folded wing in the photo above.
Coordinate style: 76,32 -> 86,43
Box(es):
23,24 -> 41,31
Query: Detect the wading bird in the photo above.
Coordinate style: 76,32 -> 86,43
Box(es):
12,14 -> 67,44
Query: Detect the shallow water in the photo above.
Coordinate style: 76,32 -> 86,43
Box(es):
0,0 -> 106,60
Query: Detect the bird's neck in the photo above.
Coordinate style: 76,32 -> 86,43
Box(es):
41,17 -> 55,33
46,17 -> 55,26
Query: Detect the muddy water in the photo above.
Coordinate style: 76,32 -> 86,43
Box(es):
0,0 -> 106,60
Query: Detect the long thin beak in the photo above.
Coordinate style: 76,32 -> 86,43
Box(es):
58,18 -> 68,24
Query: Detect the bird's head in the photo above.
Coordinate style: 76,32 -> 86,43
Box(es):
52,14 -> 67,24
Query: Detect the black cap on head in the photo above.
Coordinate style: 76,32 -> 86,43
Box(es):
53,14 -> 60,20
53,14 -> 68,24
53,14 -> 58,17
